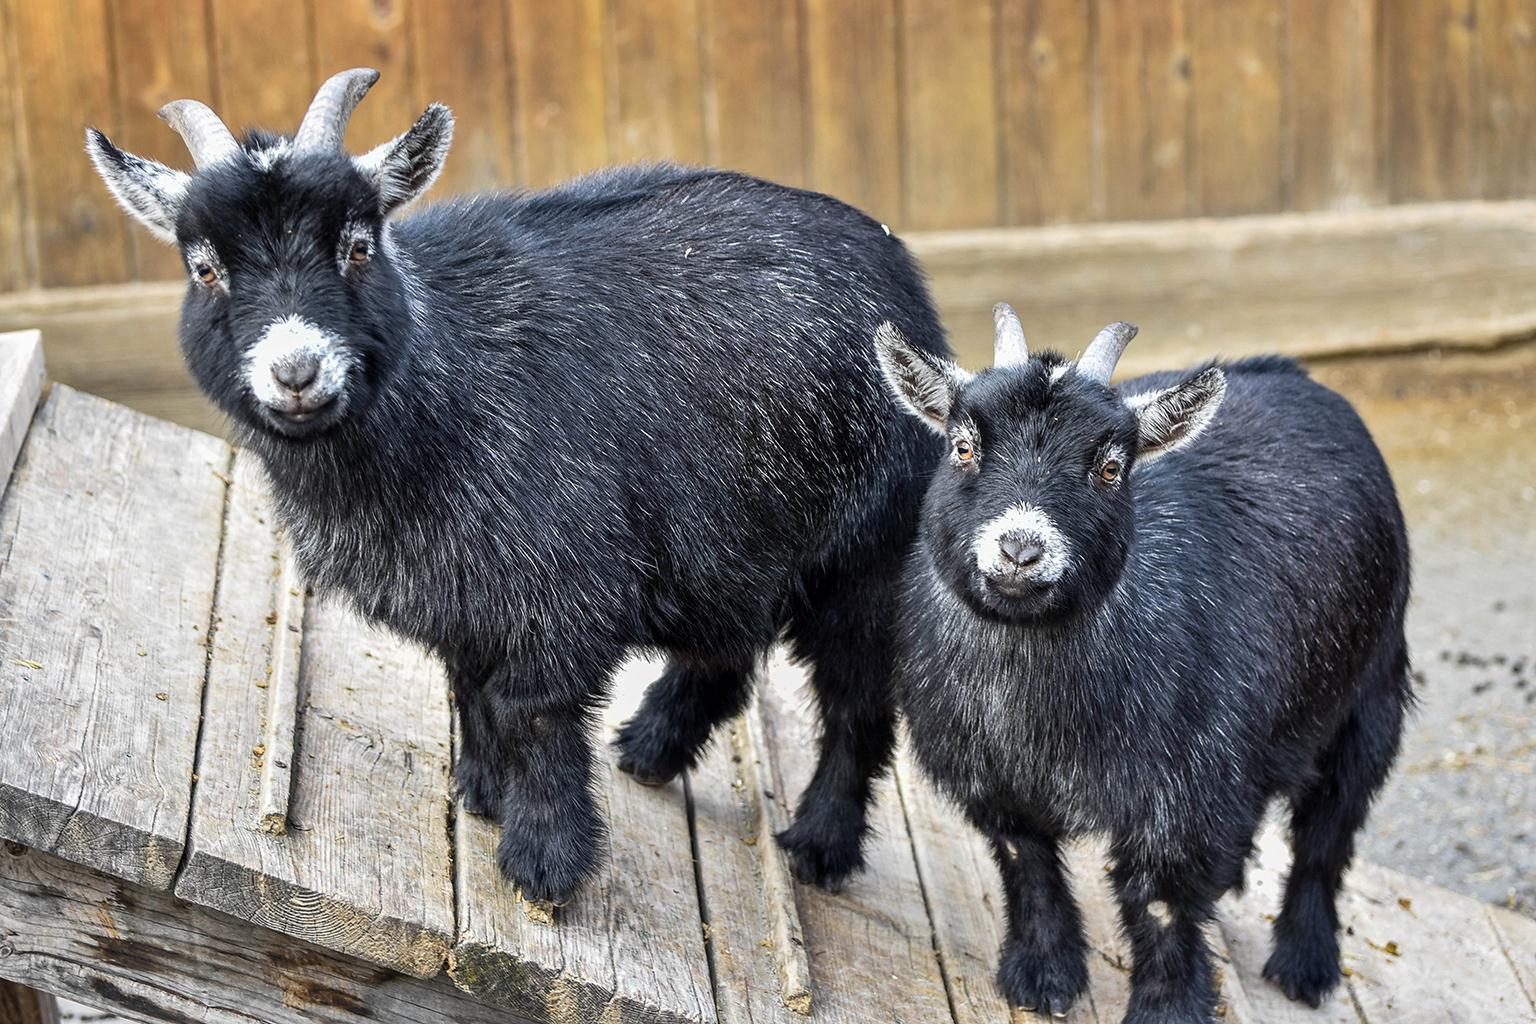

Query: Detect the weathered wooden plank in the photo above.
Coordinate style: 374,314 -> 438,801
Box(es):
255,550 -> 303,835
450,656 -> 715,1024
702,652 -> 953,1023
606,0 -> 707,166
1485,903 -> 1536,1008
208,0 -> 315,134
105,0 -> 214,282
510,0 -> 608,188
0,979 -> 59,1024
0,386 -> 228,887
1188,0 -> 1283,216
802,0 -> 903,223
1338,858 -> 1534,1023
899,0 -> 999,230
9,0 -> 132,287
0,843 -> 533,1024
0,330 -> 45,487
410,0 -> 520,193
1385,0 -> 1480,202
310,0 -> 414,153
909,202 -> 1536,373
997,0 -> 1098,225
1098,0 -> 1190,221
175,451 -> 454,978
1478,0 -> 1536,199
700,0 -> 805,185
0,0 -> 34,293
1286,0 -> 1383,209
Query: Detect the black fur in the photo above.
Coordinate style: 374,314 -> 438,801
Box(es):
90,122 -> 947,901
887,344 -> 1411,1023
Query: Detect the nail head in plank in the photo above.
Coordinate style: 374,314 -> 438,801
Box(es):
450,655 -> 716,1024
0,844 -> 535,1024
175,453 -> 454,978
698,651 -> 952,1023
0,386 -> 228,888
0,329 -> 45,486
255,548 -> 304,835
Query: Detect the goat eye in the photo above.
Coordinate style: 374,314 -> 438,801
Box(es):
1099,459 -> 1122,483
194,264 -> 218,285
954,439 -> 975,462
348,238 -> 371,264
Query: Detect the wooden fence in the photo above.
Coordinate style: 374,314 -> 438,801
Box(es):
0,0 -> 1532,293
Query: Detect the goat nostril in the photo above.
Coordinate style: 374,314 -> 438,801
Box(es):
273,357 -> 320,393
1000,536 -> 1045,568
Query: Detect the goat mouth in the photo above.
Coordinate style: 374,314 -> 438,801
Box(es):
261,394 -> 343,436
983,573 -> 1053,598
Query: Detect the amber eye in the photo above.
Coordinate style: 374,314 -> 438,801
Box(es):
348,238 -> 371,264
1099,459 -> 1122,483
194,264 -> 218,286
954,439 -> 975,463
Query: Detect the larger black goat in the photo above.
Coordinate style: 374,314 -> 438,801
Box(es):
86,69 -> 947,904
877,306 -> 1411,1023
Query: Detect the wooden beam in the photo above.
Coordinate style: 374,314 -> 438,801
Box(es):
0,980 -> 59,1024
0,843 -> 528,1024
0,330 -> 45,486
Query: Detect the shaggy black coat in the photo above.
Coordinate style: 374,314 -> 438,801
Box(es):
889,349 -> 1410,1024
104,141 -> 947,901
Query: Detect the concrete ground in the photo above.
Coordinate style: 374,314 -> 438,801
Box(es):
1313,341 -> 1535,917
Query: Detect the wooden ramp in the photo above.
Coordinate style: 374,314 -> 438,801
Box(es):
0,328 -> 1531,1024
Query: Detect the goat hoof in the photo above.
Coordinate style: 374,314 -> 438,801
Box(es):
1263,940 -> 1340,1008
775,816 -> 864,892
996,943 -> 1087,1019
614,752 -> 678,788
453,762 -> 503,818
611,720 -> 689,788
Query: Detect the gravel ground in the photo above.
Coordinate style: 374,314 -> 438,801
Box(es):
1313,341 -> 1535,918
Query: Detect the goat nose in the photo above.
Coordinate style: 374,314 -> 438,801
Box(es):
1000,534 -> 1045,568
272,355 -> 320,393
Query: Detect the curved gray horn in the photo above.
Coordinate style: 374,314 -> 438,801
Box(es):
993,302 -> 1028,367
157,100 -> 240,169
294,68 -> 381,152
1076,321 -> 1139,384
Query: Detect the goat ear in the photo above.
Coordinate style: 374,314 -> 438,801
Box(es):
874,322 -> 970,434
85,129 -> 189,244
355,104 -> 454,215
1127,367 -> 1227,464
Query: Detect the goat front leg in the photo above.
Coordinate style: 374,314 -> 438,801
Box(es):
484,648 -> 615,906
988,829 -> 1089,1017
444,647 -> 508,817
1110,851 -> 1229,1024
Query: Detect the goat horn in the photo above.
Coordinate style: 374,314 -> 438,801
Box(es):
992,302 -> 1028,367
294,68 -> 380,152
157,100 -> 240,169
1076,322 -> 1139,385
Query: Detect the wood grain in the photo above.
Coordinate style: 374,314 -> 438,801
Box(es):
802,0 -> 903,223
0,979 -> 58,1024
105,1 -> 214,281
510,0 -> 608,187
701,0 -> 805,185
0,0 -> 32,292
1098,0 -> 1190,221
0,329 -> 44,487
255,549 -> 304,835
410,0 -> 520,193
8,0 -> 131,287
208,0 -> 315,135
450,656 -> 715,1024
998,0 -> 1098,225
1188,0 -> 1283,215
0,843 -> 532,1024
1478,0 -> 1536,199
606,0 -> 707,166
1386,0 -> 1480,201
0,386 -> 229,888
1286,0 -> 1383,209
310,0 -> 415,153
900,0 -> 999,229
1485,902 -> 1536,1008
176,452 -> 454,979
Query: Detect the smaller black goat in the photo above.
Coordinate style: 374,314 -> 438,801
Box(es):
878,307 -> 1411,1024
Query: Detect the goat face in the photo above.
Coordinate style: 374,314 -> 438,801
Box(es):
875,317 -> 1226,624
85,70 -> 454,440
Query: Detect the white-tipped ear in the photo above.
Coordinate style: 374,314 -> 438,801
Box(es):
85,128 -> 189,243
874,322 -> 971,434
1127,367 -> 1227,464
355,104 -> 454,215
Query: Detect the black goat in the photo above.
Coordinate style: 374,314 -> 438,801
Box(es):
877,306 -> 1411,1023
86,68 -> 948,904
